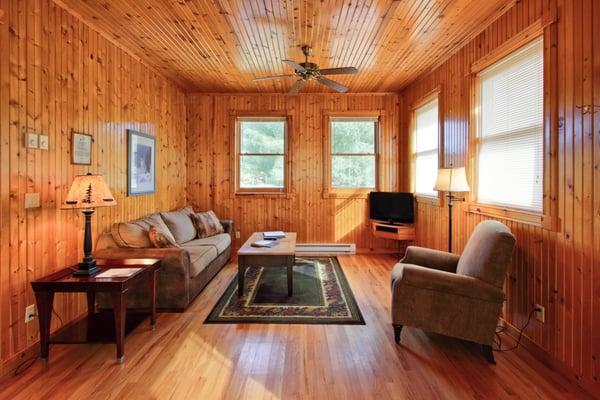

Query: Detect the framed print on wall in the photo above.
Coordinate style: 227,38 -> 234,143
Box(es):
127,130 -> 156,196
71,132 -> 92,165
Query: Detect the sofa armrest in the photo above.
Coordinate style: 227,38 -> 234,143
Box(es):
220,219 -> 234,235
94,247 -> 191,277
401,246 -> 460,272
394,263 -> 504,303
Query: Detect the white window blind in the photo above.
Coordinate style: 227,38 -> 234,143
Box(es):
477,38 -> 544,212
414,98 -> 439,197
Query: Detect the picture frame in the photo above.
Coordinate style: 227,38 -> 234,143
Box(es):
71,132 -> 93,165
127,130 -> 156,196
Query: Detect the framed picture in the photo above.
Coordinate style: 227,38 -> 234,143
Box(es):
71,132 -> 92,165
127,130 -> 156,196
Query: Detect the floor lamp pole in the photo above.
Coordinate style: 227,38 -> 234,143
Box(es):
447,194 -> 453,253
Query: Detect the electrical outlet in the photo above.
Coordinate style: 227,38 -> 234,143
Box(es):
25,304 -> 37,323
24,192 -> 41,209
534,304 -> 545,323
39,134 -> 49,150
235,230 -> 241,239
25,132 -> 39,149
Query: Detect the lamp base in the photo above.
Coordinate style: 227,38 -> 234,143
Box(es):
73,259 -> 100,276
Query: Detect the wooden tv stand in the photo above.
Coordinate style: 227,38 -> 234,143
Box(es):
371,220 -> 415,241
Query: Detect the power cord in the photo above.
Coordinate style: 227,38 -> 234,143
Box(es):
492,307 -> 537,352
14,306 -> 64,376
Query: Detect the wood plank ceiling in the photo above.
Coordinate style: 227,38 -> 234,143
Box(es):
55,0 -> 516,93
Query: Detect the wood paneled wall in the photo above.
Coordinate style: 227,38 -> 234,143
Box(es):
0,0 -> 187,375
186,93 -> 403,252
400,0 -> 599,395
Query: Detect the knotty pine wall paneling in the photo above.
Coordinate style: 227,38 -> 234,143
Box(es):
400,0 -> 599,396
0,0 -> 187,376
186,93 -> 403,253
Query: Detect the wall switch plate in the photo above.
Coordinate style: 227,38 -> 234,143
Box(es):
535,304 -> 545,323
24,193 -> 41,209
25,304 -> 37,323
39,134 -> 49,150
235,230 -> 241,239
25,132 -> 39,149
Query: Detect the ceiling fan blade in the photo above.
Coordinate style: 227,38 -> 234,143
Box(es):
316,76 -> 348,93
252,74 -> 295,82
319,67 -> 358,75
288,79 -> 306,96
282,59 -> 306,72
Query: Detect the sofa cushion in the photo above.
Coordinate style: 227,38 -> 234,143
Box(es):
160,206 -> 196,244
186,245 -> 218,278
191,211 -> 224,238
183,233 -> 231,254
148,226 -> 180,248
111,213 -> 176,248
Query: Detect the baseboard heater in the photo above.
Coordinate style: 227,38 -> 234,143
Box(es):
295,243 -> 356,255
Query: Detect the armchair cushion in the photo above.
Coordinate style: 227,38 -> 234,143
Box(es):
401,246 -> 460,273
456,220 -> 516,288
391,263 -> 504,303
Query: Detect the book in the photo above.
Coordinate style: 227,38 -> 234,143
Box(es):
251,240 -> 279,248
95,268 -> 142,278
263,231 -> 285,239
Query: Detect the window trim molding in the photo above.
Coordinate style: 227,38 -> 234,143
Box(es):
322,111 -> 383,199
467,18 -> 560,231
231,111 -> 293,197
410,88 -> 444,206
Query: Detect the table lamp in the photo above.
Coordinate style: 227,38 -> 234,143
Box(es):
62,173 -> 116,275
434,167 -> 470,253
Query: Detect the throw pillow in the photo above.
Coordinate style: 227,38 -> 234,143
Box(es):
191,210 -> 224,239
148,225 -> 179,248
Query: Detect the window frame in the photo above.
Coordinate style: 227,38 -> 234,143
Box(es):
410,90 -> 443,205
467,18 -> 559,231
233,112 -> 292,196
323,111 -> 382,199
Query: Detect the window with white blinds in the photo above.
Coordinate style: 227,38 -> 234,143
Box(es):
414,98 -> 439,197
476,37 -> 544,212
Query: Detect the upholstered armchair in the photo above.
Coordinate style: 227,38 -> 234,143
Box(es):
390,220 -> 516,363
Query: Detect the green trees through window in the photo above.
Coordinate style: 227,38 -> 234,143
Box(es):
238,119 -> 286,189
330,119 -> 377,188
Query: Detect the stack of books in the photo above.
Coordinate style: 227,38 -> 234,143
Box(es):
263,231 -> 286,240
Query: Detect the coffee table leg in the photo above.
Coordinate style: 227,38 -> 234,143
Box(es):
111,290 -> 127,363
34,291 -> 54,361
238,257 -> 246,297
287,256 -> 293,296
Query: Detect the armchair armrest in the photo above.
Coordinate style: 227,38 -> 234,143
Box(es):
220,219 -> 234,235
395,264 -> 504,303
401,246 -> 460,272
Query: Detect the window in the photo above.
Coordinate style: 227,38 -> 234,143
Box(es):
413,97 -> 440,197
475,38 -> 543,212
329,117 -> 378,190
236,117 -> 287,192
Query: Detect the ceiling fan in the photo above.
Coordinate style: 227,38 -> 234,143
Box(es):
252,45 -> 359,95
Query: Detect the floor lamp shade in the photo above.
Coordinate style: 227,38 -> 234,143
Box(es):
62,173 -> 116,275
434,167 -> 470,253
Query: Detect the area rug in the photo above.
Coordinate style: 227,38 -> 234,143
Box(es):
205,257 -> 365,325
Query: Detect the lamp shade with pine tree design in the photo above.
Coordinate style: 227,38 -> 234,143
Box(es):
62,173 -> 116,209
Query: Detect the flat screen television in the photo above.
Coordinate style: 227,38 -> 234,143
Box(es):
369,192 -> 414,224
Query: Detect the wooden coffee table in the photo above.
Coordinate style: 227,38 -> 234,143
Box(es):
237,232 -> 296,297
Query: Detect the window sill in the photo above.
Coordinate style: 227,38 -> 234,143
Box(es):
322,189 -> 372,199
415,195 -> 441,207
234,190 -> 293,199
466,203 -> 560,231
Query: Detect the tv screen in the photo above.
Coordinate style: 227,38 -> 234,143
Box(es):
369,192 -> 414,224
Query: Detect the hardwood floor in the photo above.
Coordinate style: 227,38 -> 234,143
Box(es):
0,255 -> 592,399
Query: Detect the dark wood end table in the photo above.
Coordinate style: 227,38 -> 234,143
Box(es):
31,258 -> 160,363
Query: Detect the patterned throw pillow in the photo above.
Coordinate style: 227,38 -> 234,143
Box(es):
191,211 -> 224,239
148,225 -> 179,248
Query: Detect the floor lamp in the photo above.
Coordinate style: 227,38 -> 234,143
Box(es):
434,167 -> 470,253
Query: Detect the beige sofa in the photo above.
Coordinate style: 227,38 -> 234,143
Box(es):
390,220 -> 516,363
94,206 -> 233,310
